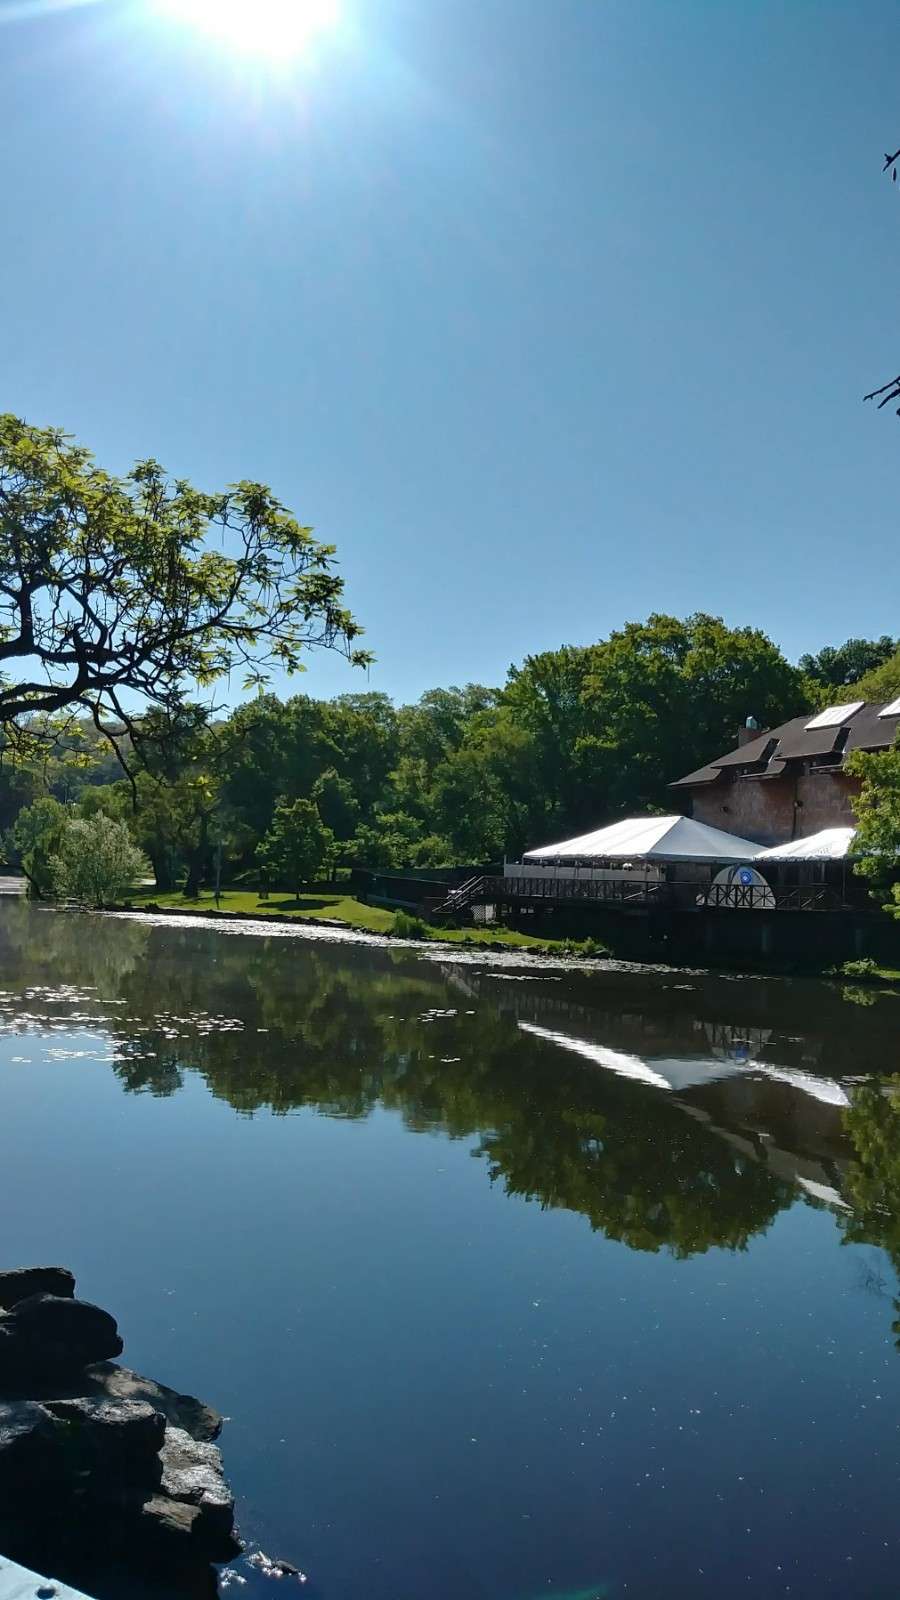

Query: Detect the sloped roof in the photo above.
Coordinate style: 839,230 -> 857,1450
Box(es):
757,827 -> 857,861
672,702 -> 900,789
523,814 -> 762,863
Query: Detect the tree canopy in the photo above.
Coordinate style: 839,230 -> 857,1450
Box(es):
799,636 -> 898,696
0,416 -> 368,757
0,607 -> 820,891
847,739 -> 900,917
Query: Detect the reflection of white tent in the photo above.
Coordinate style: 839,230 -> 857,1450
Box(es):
518,1022 -> 850,1108
757,828 -> 856,861
523,814 -> 761,864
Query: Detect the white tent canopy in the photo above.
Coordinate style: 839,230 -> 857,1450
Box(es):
757,827 -> 856,862
523,814 -> 762,865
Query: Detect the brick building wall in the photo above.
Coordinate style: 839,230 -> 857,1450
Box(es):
690,768 -> 861,846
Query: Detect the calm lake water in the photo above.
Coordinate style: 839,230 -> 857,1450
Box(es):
2,902 -> 900,1599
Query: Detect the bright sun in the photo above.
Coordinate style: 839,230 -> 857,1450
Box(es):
158,0 -> 341,59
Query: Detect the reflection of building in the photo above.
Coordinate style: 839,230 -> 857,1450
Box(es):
672,700 -> 900,846
517,1017 -> 852,1210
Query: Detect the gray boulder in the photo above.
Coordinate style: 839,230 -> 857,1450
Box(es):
0,1397 -> 163,1491
82,1361 -> 223,1443
158,1424 -> 235,1541
0,1266 -> 75,1309
0,1294 -> 123,1382
45,1395 -> 166,1474
16,1360 -> 223,1442
0,1400 -> 62,1493
0,1400 -> 239,1565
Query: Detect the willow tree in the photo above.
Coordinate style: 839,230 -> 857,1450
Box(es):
0,415 -> 369,763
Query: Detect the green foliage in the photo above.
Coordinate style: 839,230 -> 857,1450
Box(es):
390,910 -> 429,939
0,414 -> 367,748
838,957 -> 881,980
840,646 -> 900,706
799,636 -> 898,697
7,796 -> 68,897
313,768 -> 360,842
846,740 -> 900,914
256,797 -> 334,899
578,613 -> 806,815
49,815 -> 148,907
0,609 -> 824,881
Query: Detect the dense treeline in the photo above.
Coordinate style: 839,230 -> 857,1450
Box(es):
4,613 -> 900,892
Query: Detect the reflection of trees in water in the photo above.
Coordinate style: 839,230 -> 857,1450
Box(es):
0,903 -> 151,994
841,1079 -> 900,1345
62,928 -> 793,1260
13,905 -> 893,1263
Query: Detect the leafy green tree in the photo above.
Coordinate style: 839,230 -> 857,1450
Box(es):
579,613 -> 806,815
218,695 -> 335,844
256,797 -> 334,900
846,740 -> 900,915
313,768 -> 360,842
347,812 -> 452,870
319,693 -> 399,814
834,646 -> 900,707
0,415 -> 367,755
6,796 -> 68,897
500,647 -> 596,833
49,815 -> 148,907
799,636 -> 898,694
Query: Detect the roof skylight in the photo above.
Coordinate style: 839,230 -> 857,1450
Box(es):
804,701 -> 864,730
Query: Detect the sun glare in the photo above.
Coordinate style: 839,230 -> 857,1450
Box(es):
157,0 -> 341,59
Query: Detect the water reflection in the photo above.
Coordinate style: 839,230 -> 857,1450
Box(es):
6,904 -> 900,1597
1,902 -> 898,1272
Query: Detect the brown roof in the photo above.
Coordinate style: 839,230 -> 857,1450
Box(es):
671,702 -> 900,790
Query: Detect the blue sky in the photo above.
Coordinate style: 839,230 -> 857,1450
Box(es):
2,0 -> 899,706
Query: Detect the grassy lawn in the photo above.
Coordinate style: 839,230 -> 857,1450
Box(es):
125,887 -> 396,933
121,887 -> 568,951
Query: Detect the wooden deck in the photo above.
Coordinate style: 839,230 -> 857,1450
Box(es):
0,1556 -> 93,1600
442,874 -> 854,915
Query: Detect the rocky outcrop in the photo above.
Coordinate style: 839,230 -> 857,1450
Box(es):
0,1293 -> 124,1383
0,1266 -> 75,1308
61,1359 -> 223,1442
0,1266 -> 240,1594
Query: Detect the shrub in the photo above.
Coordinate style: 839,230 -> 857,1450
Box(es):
50,816 -> 149,908
391,910 -> 429,940
839,957 -> 881,981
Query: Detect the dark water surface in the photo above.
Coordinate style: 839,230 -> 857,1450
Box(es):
2,902 -> 900,1599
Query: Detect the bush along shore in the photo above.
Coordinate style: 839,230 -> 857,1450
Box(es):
0,1265 -> 239,1598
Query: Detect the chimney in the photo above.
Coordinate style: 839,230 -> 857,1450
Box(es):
737,714 -> 759,748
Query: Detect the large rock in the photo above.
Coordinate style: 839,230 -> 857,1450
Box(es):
83,1362 -> 223,1443
158,1424 -> 235,1542
0,1396 -> 163,1492
45,1396 -> 166,1475
0,1400 -> 239,1567
0,1294 -> 123,1383
0,1400 -> 62,1494
15,1360 -> 223,1442
0,1266 -> 75,1310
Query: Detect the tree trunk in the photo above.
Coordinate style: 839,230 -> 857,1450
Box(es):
183,815 -> 209,899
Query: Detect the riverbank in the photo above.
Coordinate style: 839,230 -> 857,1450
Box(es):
112,889 -> 900,985
119,887 -> 606,956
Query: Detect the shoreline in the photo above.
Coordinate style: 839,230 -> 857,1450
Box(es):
102,900 -> 673,974
96,900 -> 900,989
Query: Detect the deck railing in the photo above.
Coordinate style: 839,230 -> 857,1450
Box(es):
457,875 -> 851,914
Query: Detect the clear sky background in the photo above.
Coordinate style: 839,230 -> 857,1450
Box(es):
2,0 -> 899,706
